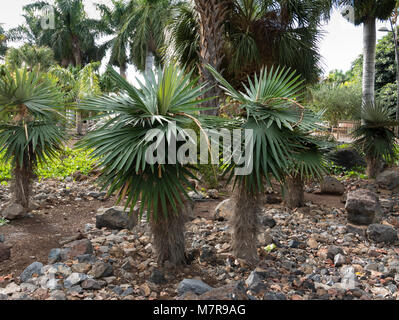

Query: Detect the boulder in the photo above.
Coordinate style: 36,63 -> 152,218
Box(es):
214,199 -> 233,221
198,281 -> 249,300
96,206 -> 138,230
367,224 -> 398,244
345,189 -> 382,225
62,239 -> 93,260
0,244 -> 11,262
20,262 -> 43,283
320,176 -> 345,195
376,170 -> 399,190
327,148 -> 365,170
1,203 -> 27,220
92,262 -> 113,279
177,279 -> 213,296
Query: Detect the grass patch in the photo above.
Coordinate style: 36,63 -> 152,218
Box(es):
0,218 -> 9,226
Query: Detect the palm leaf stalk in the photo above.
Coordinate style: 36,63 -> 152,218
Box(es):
0,67 -> 68,211
207,64 -> 326,263
79,64 -> 215,266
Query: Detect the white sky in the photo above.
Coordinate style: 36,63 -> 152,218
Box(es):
0,0 -> 393,80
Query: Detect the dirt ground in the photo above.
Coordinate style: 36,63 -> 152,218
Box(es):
0,191 -> 342,278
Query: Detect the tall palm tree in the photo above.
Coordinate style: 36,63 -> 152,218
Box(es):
169,0 -> 334,113
5,44 -> 56,71
208,65 -> 325,263
0,67 -> 67,210
79,64 -> 212,266
120,0 -> 171,74
8,0 -> 106,67
96,0 -> 131,78
341,0 -> 396,109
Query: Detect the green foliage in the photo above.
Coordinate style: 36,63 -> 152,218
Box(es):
79,64 -> 215,220
353,102 -> 399,162
0,147 -> 97,182
5,44 -> 56,71
0,218 -> 9,226
324,160 -> 366,179
207,64 -> 326,194
309,82 -> 362,126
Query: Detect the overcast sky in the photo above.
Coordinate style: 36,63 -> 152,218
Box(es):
0,0 -> 392,80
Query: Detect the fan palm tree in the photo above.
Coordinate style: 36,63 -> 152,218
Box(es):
207,65 -> 325,263
0,67 -> 67,210
96,0 -> 131,78
79,64 -> 211,266
8,0 -> 106,67
5,44 -> 56,71
120,0 -> 171,74
353,102 -> 398,178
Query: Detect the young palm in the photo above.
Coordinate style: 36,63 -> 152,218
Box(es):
353,102 -> 398,178
79,64 -> 210,266
0,67 -> 67,211
207,65 -> 325,263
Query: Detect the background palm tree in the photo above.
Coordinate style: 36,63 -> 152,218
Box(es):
120,0 -> 172,74
80,64 -> 212,266
0,67 -> 67,210
9,0 -> 106,67
97,0 -> 131,78
0,24 -> 7,58
341,0 -> 397,109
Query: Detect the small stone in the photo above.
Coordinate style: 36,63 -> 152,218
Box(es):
20,262 -> 43,282
96,206 -> 138,230
263,292 -> 287,300
63,239 -> 93,260
50,290 -> 66,300
0,282 -> 21,295
0,243 -> 11,262
367,224 -> 398,244
81,279 -> 101,290
149,269 -> 167,285
1,203 -> 27,220
92,262 -> 113,279
48,248 -> 62,264
307,238 -> 318,249
64,273 -> 88,288
177,279 -> 213,296
214,199 -> 233,221
327,246 -> 344,260
334,254 -> 345,267
320,176 -> 345,195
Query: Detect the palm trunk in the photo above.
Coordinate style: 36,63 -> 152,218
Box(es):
194,0 -> 228,116
76,110 -> 83,136
145,52 -> 154,75
72,36 -> 82,67
13,158 -> 32,210
232,187 -> 260,264
120,63 -> 127,79
362,17 -> 376,115
366,155 -> 380,178
149,201 -> 188,266
283,174 -> 304,209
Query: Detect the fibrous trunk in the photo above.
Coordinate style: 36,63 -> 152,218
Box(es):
194,0 -> 228,116
150,201 -> 188,266
76,110 -> 83,136
232,187 -> 260,264
13,160 -> 32,210
362,17 -> 376,114
366,155 -> 380,179
120,63 -> 127,79
283,174 -> 305,209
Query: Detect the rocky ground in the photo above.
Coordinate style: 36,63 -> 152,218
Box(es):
1,171 -> 399,300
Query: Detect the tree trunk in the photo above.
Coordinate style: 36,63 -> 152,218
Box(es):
72,36 -> 82,67
145,52 -> 154,75
362,17 -> 376,115
366,155 -> 380,179
13,160 -> 32,210
149,201 -> 188,266
120,63 -> 127,79
76,110 -> 83,136
194,0 -> 228,116
231,187 -> 260,265
283,174 -> 305,209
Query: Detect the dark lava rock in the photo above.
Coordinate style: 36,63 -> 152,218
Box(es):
367,224 -> 398,244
